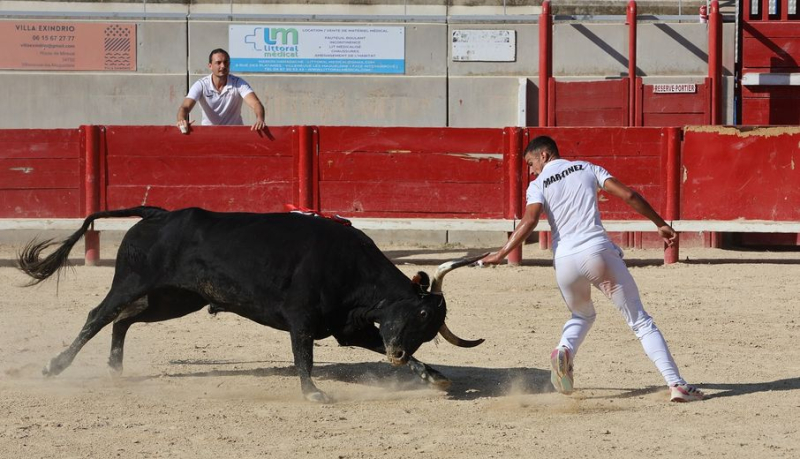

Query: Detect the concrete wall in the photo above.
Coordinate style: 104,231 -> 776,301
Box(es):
0,2 -> 735,129
1,19 -> 187,128
188,21 -> 452,126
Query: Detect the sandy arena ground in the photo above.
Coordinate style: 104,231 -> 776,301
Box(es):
1,236 -> 798,458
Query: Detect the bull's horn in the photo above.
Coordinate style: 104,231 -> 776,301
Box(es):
439,323 -> 484,348
430,252 -> 489,294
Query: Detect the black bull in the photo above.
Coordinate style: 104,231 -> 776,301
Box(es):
18,207 -> 485,402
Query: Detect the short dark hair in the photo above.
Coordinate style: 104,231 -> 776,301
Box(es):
208,48 -> 230,63
525,135 -> 560,157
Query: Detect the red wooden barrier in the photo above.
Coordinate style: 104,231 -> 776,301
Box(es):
102,125 -> 297,212
681,126 -> 800,221
2,124 -> 799,266
0,128 -> 83,218
526,127 -> 670,217
315,126 -> 507,219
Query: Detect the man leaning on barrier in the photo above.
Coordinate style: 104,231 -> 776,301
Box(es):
176,48 -> 266,134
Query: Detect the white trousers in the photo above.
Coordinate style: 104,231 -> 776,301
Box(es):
553,244 -> 685,386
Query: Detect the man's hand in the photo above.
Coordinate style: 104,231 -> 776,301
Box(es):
176,119 -> 193,135
251,119 -> 266,131
176,98 -> 196,134
658,225 -> 678,247
478,252 -> 505,266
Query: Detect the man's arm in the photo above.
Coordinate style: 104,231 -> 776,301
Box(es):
176,98 -> 196,134
243,92 -> 266,131
603,177 -> 677,246
480,203 -> 543,265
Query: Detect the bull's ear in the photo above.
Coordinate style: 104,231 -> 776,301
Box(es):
411,271 -> 430,294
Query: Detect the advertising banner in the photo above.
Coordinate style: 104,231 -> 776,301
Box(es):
1,21 -> 136,71
229,25 -> 404,74
452,30 -> 516,62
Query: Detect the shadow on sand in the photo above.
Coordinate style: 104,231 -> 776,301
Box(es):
699,377 -> 800,400
137,359 -> 553,401
136,358 -> 800,403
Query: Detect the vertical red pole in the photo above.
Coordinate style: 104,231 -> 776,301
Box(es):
538,0 -> 552,128
624,2 -> 639,247
538,0 -> 552,250
505,127 -> 523,265
83,125 -> 101,266
707,1 -> 724,248
297,125 -> 314,209
664,127 -> 681,264
627,0 -> 637,127
709,0 -> 722,125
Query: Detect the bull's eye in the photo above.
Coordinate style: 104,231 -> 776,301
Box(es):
419,309 -> 429,320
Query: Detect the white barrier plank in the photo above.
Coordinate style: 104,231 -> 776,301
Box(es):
741,72 -> 800,86
349,218 -> 515,232
1,218 -> 798,234
0,219 -> 86,230
672,220 -> 800,233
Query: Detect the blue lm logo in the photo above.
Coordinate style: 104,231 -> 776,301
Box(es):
264,28 -> 299,45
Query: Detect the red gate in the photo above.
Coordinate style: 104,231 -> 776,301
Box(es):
740,0 -> 800,125
547,79 -> 631,127
635,78 -> 712,126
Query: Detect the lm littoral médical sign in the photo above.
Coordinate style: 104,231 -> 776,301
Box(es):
229,25 -> 405,74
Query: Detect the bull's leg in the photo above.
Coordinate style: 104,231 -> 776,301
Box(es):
289,330 -> 330,403
44,284 -> 148,377
109,288 -> 208,375
334,327 -> 451,390
109,316 -> 134,375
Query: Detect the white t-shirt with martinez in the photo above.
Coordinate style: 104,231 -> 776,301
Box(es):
186,74 -> 254,126
526,158 -> 614,258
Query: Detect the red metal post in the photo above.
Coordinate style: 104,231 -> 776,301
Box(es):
505,127 -> 524,265
627,0 -> 637,127
538,1 -> 552,250
664,127 -> 681,264
538,1 -> 552,128
297,125 -> 314,208
83,125 -> 101,266
707,1 -> 723,247
709,0 -> 722,125
624,2 -> 640,247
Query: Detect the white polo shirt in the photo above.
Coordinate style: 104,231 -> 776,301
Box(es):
527,158 -> 614,258
186,74 -> 255,126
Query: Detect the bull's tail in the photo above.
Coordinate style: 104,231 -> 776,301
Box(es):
17,206 -> 168,285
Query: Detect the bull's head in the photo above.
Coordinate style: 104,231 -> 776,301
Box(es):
378,253 -> 486,366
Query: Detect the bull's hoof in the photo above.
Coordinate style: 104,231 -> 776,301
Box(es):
426,374 -> 452,391
107,365 -> 123,379
304,390 -> 333,404
42,360 -> 59,377
107,357 -> 123,378
422,367 -> 452,390
43,355 -> 70,377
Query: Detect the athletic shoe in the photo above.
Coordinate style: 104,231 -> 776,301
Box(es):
550,346 -> 574,395
670,383 -> 705,402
